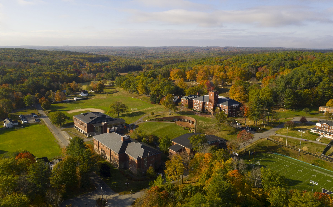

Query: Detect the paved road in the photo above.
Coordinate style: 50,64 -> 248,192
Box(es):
61,173 -> 144,207
241,117 -> 328,149
273,134 -> 327,146
36,105 -> 69,148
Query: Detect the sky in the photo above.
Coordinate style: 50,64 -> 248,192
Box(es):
0,0 -> 332,48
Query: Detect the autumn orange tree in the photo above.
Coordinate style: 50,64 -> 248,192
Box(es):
237,129 -> 254,144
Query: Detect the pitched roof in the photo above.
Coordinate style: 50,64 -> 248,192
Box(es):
193,95 -> 210,102
171,133 -> 226,149
74,112 -> 124,125
126,142 -> 161,159
93,133 -> 129,153
319,120 -> 333,127
94,133 -> 161,159
218,97 -> 241,106
169,144 -> 183,152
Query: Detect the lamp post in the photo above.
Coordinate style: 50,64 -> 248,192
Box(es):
298,130 -> 305,156
101,187 -> 103,200
286,127 -> 288,146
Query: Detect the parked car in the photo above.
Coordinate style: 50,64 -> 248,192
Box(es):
21,119 -> 28,124
31,113 -> 38,118
35,118 -> 41,122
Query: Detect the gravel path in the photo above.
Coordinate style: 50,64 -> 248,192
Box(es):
67,108 -> 105,114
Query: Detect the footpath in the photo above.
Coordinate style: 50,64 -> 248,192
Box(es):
36,104 -> 69,148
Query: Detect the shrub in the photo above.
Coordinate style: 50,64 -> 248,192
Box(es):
300,116 -> 307,124
284,121 -> 295,129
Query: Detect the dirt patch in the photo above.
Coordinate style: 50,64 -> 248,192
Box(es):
67,108 -> 105,114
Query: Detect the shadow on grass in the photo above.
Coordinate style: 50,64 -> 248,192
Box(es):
286,178 -> 302,187
49,105 -> 66,111
124,111 -> 145,118
177,111 -> 195,116
0,150 -> 8,155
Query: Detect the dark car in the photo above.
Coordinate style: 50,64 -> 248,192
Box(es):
31,113 -> 38,118
35,118 -> 41,122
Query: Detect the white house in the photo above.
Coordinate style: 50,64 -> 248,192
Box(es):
3,118 -> 19,128
80,90 -> 89,97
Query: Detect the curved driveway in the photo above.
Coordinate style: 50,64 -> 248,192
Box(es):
36,105 -> 69,148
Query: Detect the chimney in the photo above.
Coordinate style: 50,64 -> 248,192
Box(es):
121,135 -> 130,142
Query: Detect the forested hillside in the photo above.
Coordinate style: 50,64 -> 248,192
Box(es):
1,48 -> 333,122
116,51 -> 333,124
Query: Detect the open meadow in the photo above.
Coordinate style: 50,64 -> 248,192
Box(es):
136,122 -> 189,139
0,123 -> 62,159
50,87 -> 168,124
250,153 -> 333,192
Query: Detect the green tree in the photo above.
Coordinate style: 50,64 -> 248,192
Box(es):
50,156 -> 78,197
0,175 -> 18,198
1,193 -> 30,207
204,173 -> 237,206
66,137 -> 95,189
284,89 -> 296,109
160,94 -> 176,112
288,190 -> 321,207
261,167 -> 286,192
41,98 -> 51,110
268,186 -> 289,207
49,111 -> 68,126
146,166 -> 156,179
95,81 -> 105,93
27,160 -> 51,201
23,94 -> 35,107
159,136 -> 172,153
165,154 -> 184,182
108,101 -> 128,117
189,134 -> 207,152
214,108 -> 227,125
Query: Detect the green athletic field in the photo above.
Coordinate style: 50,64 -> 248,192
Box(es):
250,153 -> 333,193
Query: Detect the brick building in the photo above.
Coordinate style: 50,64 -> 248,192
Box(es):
74,112 -> 125,137
169,133 -> 227,155
181,95 -> 198,109
183,91 -> 241,117
311,120 -> 333,139
94,133 -> 161,174
319,106 -> 333,114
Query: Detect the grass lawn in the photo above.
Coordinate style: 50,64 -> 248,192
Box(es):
136,122 -> 189,139
275,108 -> 324,119
270,136 -> 326,155
249,153 -> 333,192
50,87 -> 168,124
244,139 -> 333,170
0,123 -> 62,159
275,125 -> 321,142
177,111 -> 238,140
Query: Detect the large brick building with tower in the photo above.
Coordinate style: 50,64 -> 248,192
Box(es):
73,112 -> 125,137
182,91 -> 241,117
93,132 -> 162,174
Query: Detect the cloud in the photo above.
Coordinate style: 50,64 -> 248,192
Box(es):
129,6 -> 333,27
132,0 -> 210,10
17,0 -> 44,5
131,9 -> 220,27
